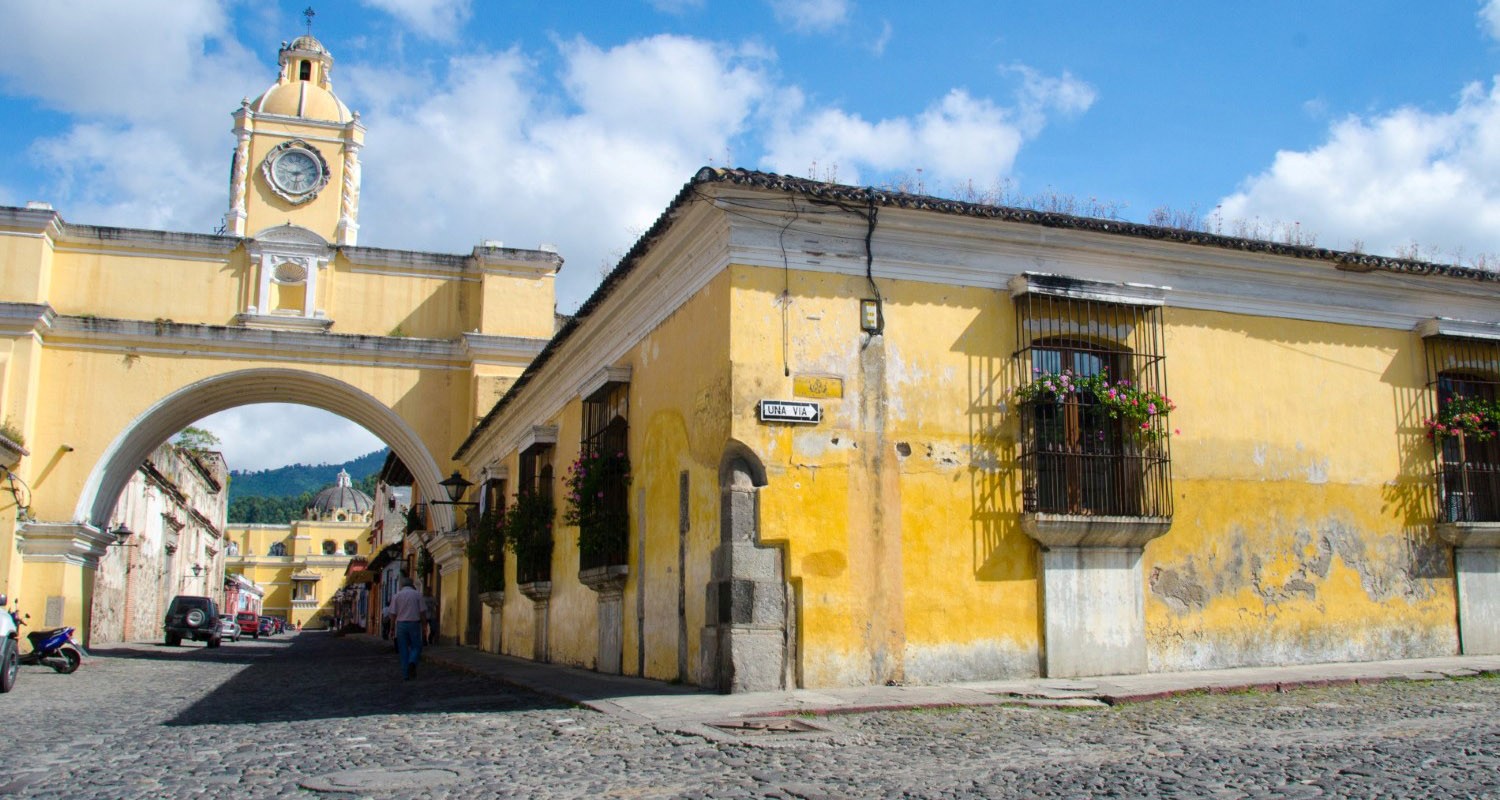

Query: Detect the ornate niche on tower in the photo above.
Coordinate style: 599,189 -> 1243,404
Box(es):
236,224 -> 334,331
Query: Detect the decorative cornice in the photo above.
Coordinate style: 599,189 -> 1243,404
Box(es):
461,333 -> 550,365
233,313 -> 335,333
427,529 -> 468,576
0,206 -> 64,237
1009,272 -> 1167,306
40,315 -> 471,370
1020,513 -> 1173,548
0,302 -> 56,336
15,521 -> 115,567
56,224 -> 239,257
579,365 -> 632,400
518,425 -> 558,455
471,244 -> 563,277
693,168 -> 1500,285
1416,318 -> 1500,342
1435,521 -> 1500,549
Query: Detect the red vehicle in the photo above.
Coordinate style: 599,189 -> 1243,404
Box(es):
236,611 -> 261,639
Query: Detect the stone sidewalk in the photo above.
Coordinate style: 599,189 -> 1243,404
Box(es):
371,635 -> 1500,726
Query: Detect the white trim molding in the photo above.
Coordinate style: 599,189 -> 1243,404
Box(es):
1009,272 -> 1168,306
15,521 -> 116,567
1416,318 -> 1500,341
579,365 -> 632,400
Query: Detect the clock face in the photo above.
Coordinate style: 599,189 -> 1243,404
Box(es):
272,149 -> 322,195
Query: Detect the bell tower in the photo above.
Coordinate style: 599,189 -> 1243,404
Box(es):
224,30 -> 364,246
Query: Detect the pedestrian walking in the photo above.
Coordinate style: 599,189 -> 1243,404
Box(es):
421,591 -> 437,644
384,577 -> 426,680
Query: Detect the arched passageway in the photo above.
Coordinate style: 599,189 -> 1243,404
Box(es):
76,368 -> 453,532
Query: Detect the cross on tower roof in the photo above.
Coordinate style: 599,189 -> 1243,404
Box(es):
304,6 -> 316,35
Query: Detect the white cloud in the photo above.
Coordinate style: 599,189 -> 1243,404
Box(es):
769,0 -> 851,33
870,20 -> 893,56
1217,79 -> 1500,263
760,67 -> 1094,188
0,1 -> 258,231
194,405 -> 384,473
359,0 -> 471,40
1480,0 -> 1500,42
649,0 -> 705,13
347,35 -> 772,305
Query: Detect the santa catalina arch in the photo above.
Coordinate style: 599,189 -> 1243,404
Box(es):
0,34 -> 559,634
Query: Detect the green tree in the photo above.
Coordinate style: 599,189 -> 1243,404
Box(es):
174,425 -> 221,454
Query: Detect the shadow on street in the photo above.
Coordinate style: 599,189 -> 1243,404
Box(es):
93,632 -> 568,726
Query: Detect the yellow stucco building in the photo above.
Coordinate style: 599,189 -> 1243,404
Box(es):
0,33 -> 558,638
223,470 -> 373,629
457,169 -> 1500,691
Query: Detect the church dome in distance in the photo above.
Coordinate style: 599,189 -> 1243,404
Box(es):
309,469 -> 373,522
249,34 -> 353,123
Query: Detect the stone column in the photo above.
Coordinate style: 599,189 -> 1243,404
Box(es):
700,449 -> 787,693
1021,513 -> 1171,678
580,565 -> 628,674
518,581 -> 551,662
1437,522 -> 1500,654
478,590 -> 504,654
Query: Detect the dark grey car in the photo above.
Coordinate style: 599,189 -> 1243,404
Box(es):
163,595 -> 221,647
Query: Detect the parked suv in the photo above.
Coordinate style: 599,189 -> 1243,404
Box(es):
163,596 -> 221,648
236,611 -> 260,639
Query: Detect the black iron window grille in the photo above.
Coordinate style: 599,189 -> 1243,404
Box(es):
1424,336 -> 1500,523
515,445 -> 554,584
576,381 -> 630,571
1014,289 -> 1173,518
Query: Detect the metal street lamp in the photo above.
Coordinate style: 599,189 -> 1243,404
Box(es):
433,471 -> 477,507
191,563 -> 203,577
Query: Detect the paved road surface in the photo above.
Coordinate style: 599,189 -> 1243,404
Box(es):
2,632 -> 1496,799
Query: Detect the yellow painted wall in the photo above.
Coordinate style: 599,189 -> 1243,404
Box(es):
484,270 -> 732,677
1142,308 -> 1455,670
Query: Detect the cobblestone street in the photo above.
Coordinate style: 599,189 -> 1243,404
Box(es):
2,632 -> 1497,799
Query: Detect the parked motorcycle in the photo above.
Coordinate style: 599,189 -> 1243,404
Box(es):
6,598 -> 84,676
1,594 -> 17,692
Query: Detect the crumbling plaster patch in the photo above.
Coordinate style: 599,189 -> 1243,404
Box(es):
1150,517 -> 1441,618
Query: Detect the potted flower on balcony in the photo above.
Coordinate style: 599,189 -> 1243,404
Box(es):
1425,396 -> 1499,442
563,449 -> 631,572
1016,368 -> 1177,445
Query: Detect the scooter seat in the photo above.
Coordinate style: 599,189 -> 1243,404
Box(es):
28,628 -> 66,643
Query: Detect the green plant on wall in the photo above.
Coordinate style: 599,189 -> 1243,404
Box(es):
1016,368 -> 1177,445
562,449 -> 630,564
0,418 -> 24,448
501,490 -> 554,583
1426,395 -> 1500,442
415,546 -> 433,580
465,506 -> 506,592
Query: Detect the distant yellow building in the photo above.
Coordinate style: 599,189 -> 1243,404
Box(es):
456,168 -> 1500,691
224,470 -> 373,629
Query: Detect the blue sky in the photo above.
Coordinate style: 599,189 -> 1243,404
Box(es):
5,0 -> 1500,470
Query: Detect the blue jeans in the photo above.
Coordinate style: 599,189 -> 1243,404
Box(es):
395,620 -> 423,677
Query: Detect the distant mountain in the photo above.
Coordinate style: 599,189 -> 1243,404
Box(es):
227,449 -> 387,524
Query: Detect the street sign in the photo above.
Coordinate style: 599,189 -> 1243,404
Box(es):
758,399 -> 822,424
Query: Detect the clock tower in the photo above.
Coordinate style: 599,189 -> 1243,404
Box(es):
225,34 -> 364,246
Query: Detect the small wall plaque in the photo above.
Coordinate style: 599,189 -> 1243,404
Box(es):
793,375 -> 843,399
758,400 -> 822,424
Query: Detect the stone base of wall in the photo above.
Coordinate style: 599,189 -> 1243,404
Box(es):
1456,547 -> 1500,655
1041,547 -> 1147,678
